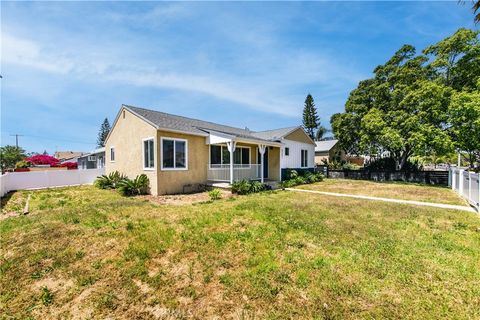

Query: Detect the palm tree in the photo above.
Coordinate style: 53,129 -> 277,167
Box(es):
474,0 -> 480,23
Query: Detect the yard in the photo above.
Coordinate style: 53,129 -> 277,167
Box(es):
296,178 -> 466,205
1,183 -> 479,319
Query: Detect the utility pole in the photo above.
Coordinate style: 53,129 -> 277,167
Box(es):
10,134 -> 23,148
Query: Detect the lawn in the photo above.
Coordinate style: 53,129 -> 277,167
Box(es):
1,185 -> 479,319
296,178 -> 466,205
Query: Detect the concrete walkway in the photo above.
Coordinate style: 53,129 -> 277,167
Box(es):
285,188 -> 477,213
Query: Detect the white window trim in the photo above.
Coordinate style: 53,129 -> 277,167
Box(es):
208,144 -> 251,170
110,146 -> 115,163
301,149 -> 308,168
88,155 -> 96,161
285,147 -> 290,157
142,137 -> 155,171
161,137 -> 188,171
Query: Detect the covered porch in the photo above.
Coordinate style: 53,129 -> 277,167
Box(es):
205,130 -> 282,184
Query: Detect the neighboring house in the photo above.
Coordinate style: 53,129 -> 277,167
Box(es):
54,151 -> 85,163
315,139 -> 345,165
77,148 -> 105,169
105,105 -> 315,195
315,139 -> 365,166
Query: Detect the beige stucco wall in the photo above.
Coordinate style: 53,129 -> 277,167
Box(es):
285,128 -> 314,145
105,108 -> 158,195
156,130 -> 209,195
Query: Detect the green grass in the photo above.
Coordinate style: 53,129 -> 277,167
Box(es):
297,178 -> 466,205
1,185 -> 479,319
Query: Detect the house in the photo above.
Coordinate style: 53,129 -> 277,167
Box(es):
54,151 -> 85,163
77,147 -> 105,169
314,139 -> 344,165
105,105 -> 315,195
315,139 -> 364,166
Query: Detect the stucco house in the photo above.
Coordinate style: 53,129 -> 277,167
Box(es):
105,105 -> 315,195
314,139 -> 344,165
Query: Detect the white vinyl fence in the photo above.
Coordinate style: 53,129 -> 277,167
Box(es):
0,168 -> 105,197
450,168 -> 480,212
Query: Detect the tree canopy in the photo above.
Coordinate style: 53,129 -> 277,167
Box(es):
0,145 -> 26,172
331,28 -> 480,169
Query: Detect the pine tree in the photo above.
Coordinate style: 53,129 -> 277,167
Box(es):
302,94 -> 319,139
97,118 -> 111,148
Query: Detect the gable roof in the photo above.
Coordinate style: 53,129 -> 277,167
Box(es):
315,139 -> 338,152
252,126 -> 299,140
121,105 -> 281,144
54,151 -> 85,160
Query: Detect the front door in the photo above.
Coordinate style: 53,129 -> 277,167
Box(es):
258,148 -> 268,179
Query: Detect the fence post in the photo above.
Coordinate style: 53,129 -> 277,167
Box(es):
468,171 -> 472,204
451,168 -> 455,190
459,169 -> 464,195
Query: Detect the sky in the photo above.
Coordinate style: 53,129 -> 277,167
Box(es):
0,1 -> 476,154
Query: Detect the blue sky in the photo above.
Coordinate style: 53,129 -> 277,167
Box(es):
0,1 -> 476,153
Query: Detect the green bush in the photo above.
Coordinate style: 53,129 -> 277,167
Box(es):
231,180 -> 252,195
94,171 -> 126,189
281,171 -> 324,188
15,160 -> 31,168
286,169 -> 299,179
231,180 -> 270,195
117,174 -> 150,196
208,188 -> 222,200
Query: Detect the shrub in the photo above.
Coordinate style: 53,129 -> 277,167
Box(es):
286,169 -> 299,179
208,188 -> 222,201
232,180 -> 252,195
26,154 -> 59,166
117,174 -> 150,196
94,171 -> 126,189
15,160 -> 31,168
231,180 -> 270,195
58,162 -> 78,169
281,171 -> 324,188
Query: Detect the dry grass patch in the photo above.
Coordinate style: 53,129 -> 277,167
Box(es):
1,185 -> 480,319
297,178 -> 466,205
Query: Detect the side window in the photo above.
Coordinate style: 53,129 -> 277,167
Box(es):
285,147 -> 289,156
143,138 -> 155,169
162,138 -> 187,170
110,147 -> 115,162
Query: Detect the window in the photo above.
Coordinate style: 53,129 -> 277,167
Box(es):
162,138 -> 187,170
210,145 -> 250,168
301,149 -> 308,167
143,138 -> 155,169
285,147 -> 290,156
88,155 -> 96,161
110,147 -> 115,162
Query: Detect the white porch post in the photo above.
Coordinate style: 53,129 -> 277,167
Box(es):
227,140 -> 236,184
258,144 -> 266,183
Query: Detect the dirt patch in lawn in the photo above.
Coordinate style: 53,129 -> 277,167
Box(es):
141,189 -> 234,205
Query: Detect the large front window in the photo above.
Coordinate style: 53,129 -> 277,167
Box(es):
162,138 -> 187,170
210,145 -> 250,168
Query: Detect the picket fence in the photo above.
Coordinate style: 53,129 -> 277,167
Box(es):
450,168 -> 480,212
0,168 -> 105,197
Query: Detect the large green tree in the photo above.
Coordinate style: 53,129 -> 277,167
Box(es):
97,118 -> 111,148
302,94 -> 320,140
331,45 -> 453,170
448,89 -> 480,167
0,145 -> 26,172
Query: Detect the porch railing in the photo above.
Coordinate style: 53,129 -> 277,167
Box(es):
207,164 -> 261,182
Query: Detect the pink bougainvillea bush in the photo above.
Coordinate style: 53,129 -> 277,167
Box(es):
58,162 -> 78,169
26,155 -> 60,166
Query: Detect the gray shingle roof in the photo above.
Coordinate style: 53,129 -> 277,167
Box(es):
315,139 -> 338,152
251,126 -> 299,141
125,105 -> 275,143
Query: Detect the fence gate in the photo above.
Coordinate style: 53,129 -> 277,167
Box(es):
450,168 -> 480,212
